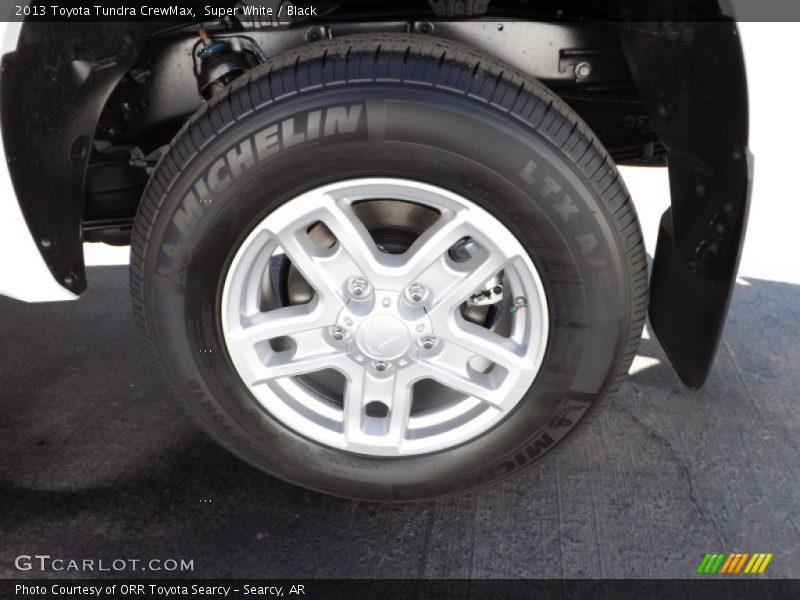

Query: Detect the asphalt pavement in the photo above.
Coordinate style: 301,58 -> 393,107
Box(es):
1,264 -> 799,579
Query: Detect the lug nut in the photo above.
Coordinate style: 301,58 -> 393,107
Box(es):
405,283 -> 428,304
373,361 -> 389,372
348,277 -> 371,299
419,336 -> 437,350
330,326 -> 346,341
448,237 -> 480,262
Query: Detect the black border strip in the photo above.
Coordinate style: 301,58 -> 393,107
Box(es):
4,579 -> 800,600
3,0 -> 800,22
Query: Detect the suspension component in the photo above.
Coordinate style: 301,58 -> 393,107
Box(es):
468,275 -> 504,307
195,27 -> 262,100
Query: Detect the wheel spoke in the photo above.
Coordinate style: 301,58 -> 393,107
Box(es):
440,319 -> 529,372
399,210 -> 468,279
250,331 -> 348,385
276,230 -> 349,306
253,352 -> 340,383
317,195 -> 386,278
227,303 -> 329,348
418,345 -> 505,408
343,368 -> 413,450
384,371 -> 415,449
270,194 -> 390,301
343,370 -> 392,442
426,250 -> 509,319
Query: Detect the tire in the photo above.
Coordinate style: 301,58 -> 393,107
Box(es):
130,33 -> 647,501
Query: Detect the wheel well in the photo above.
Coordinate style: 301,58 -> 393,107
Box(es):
1,6 -> 749,390
83,19 -> 661,246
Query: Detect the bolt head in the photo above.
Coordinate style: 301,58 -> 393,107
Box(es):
405,283 -> 428,305
331,327 -> 346,341
419,336 -> 437,350
575,61 -> 592,79
373,361 -> 388,372
347,277 -> 371,300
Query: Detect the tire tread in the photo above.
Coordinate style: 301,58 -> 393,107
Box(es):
130,33 -> 647,497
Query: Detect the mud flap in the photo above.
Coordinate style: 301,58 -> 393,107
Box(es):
618,22 -> 752,388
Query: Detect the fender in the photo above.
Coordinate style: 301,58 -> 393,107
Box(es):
0,22 -> 76,301
619,21 -> 752,388
0,22 -> 150,296
0,3 -> 751,388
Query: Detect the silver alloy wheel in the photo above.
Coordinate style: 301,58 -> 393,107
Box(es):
221,178 -> 548,456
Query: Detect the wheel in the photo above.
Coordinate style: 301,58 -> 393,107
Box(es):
130,33 -> 647,501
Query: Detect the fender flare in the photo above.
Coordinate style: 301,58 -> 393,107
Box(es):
619,21 -> 752,388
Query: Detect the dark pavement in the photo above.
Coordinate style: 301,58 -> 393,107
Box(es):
1,265 -> 799,578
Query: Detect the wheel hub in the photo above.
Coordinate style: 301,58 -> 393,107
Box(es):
334,290 -> 432,367
356,315 -> 410,361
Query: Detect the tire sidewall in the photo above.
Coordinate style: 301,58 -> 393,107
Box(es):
142,85 -> 632,500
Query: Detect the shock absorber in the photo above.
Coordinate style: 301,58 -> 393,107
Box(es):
194,27 -> 263,100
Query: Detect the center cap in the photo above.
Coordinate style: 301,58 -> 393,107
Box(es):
355,315 -> 411,361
